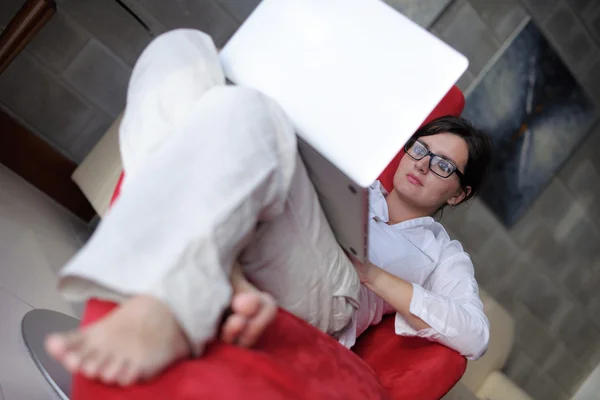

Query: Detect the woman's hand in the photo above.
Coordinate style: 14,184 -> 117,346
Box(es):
349,257 -> 431,331
349,257 -> 380,284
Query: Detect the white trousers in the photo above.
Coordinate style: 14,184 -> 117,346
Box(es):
59,29 -> 360,354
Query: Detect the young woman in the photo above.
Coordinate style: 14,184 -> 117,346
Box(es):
338,117 -> 492,353
45,29 -> 491,386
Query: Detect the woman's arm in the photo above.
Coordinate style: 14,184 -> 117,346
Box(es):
353,250 -> 490,360
358,262 -> 431,331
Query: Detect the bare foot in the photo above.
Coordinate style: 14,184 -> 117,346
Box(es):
221,263 -> 277,347
45,295 -> 191,386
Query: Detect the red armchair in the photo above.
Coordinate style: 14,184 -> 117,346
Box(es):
72,86 -> 467,400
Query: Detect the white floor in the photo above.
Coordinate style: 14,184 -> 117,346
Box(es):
0,164 -> 91,400
572,365 -> 600,400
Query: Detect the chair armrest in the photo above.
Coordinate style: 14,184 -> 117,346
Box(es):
461,290 -> 516,392
442,382 -> 480,400
353,314 -> 467,400
476,371 -> 533,400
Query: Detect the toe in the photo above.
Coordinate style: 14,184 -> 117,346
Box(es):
231,292 -> 262,318
80,350 -> 109,379
46,331 -> 87,373
100,356 -> 126,384
45,331 -> 82,361
117,360 -> 139,387
221,314 -> 248,344
237,293 -> 277,348
44,334 -> 65,359
63,351 -> 83,374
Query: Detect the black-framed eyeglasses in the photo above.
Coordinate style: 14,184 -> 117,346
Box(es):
404,139 -> 465,183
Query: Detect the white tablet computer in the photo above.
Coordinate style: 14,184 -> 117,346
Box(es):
220,0 -> 468,261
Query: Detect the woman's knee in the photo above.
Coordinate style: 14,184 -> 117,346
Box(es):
119,29 -> 226,179
196,86 -> 296,146
137,29 -> 222,74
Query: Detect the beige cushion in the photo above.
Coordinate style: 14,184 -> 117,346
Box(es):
442,383 -> 480,400
72,114 -> 123,217
476,371 -> 532,400
460,290 -> 515,392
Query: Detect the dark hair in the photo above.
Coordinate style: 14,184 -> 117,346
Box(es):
409,115 -> 492,206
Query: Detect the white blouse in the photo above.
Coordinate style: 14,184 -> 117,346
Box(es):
339,181 -> 490,360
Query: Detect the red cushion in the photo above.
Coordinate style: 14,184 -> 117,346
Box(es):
353,315 -> 467,400
72,300 -> 390,400
376,86 -> 465,192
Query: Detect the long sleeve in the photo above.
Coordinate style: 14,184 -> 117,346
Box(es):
394,248 -> 490,360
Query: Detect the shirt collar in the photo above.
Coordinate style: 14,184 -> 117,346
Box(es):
369,181 -> 435,229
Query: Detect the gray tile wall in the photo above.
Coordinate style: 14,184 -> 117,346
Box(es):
384,0 -> 453,28
1,0 -> 599,397
0,0 -> 148,162
0,0 -> 248,162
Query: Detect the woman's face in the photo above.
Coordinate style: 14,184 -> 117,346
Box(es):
392,132 -> 470,211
